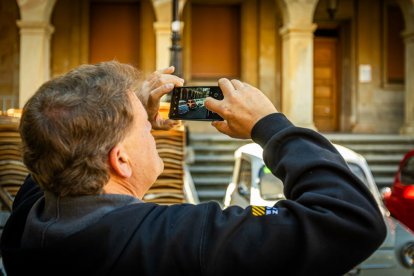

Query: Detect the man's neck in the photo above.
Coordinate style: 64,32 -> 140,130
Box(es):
103,178 -> 143,199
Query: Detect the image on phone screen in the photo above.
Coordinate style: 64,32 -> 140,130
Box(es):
168,86 -> 223,121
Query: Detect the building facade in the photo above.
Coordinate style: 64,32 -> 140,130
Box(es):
1,0 -> 414,134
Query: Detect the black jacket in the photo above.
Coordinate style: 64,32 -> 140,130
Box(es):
0,113 -> 386,275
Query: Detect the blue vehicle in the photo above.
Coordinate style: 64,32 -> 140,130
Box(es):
178,100 -> 189,115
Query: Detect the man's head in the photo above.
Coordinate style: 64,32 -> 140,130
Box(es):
20,61 -> 162,197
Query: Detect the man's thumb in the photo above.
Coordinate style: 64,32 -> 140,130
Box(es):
211,121 -> 231,136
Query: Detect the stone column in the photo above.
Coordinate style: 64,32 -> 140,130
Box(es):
152,0 -> 186,70
153,21 -> 172,70
280,24 -> 317,130
276,0 -> 318,130
17,21 -> 54,107
16,0 -> 56,108
400,31 -> 414,134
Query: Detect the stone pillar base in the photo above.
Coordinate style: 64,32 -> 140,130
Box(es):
400,123 -> 414,135
352,123 -> 375,134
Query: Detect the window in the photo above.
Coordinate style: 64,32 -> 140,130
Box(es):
89,1 -> 140,66
258,166 -> 284,201
347,163 -> 368,186
190,3 -> 241,80
401,157 -> 414,185
384,2 -> 405,85
236,158 -> 251,200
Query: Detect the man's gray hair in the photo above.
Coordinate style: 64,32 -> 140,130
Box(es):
20,61 -> 142,196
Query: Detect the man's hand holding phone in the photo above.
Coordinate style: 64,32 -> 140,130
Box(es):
205,78 -> 278,139
164,76 -> 278,139
139,66 -> 184,130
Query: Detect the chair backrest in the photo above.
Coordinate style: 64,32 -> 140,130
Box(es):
0,116 -> 28,211
143,102 -> 189,205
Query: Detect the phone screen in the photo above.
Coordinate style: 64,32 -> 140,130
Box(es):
168,86 -> 224,121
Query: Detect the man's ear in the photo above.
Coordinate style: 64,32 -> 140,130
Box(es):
108,144 -> 132,178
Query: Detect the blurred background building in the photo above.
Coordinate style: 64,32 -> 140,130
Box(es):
0,0 -> 413,135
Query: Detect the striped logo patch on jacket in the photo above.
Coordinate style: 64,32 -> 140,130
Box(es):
251,206 -> 279,216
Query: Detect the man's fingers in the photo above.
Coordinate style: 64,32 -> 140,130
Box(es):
156,66 -> 175,75
204,97 -> 222,115
148,67 -> 184,87
151,114 -> 181,130
218,78 -> 235,97
149,74 -> 184,101
150,83 -> 175,101
231,79 -> 244,90
154,66 -> 184,84
164,119 -> 181,128
211,121 -> 231,136
150,75 -> 184,89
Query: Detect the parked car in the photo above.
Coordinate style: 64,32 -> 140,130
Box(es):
383,150 -> 414,232
223,143 -> 414,276
178,100 -> 189,115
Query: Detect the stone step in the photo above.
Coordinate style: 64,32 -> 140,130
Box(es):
193,154 -> 235,163
190,133 -> 248,142
190,165 -> 233,173
191,151 -> 406,167
364,155 -> 404,164
374,176 -> 395,188
369,165 -> 399,174
188,133 -> 414,203
196,189 -> 226,203
323,134 -> 414,144
191,144 -> 246,153
193,153 -> 404,166
191,133 -> 414,145
337,144 -> 412,154
192,176 -> 232,185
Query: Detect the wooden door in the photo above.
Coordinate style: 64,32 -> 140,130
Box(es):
89,2 -> 140,66
313,38 -> 338,132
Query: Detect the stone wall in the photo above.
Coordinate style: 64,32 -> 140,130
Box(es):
0,0 -> 411,134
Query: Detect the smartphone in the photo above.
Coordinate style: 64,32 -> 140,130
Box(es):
168,86 -> 224,121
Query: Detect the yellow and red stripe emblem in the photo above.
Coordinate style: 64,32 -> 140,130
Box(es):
251,206 -> 279,216
252,206 -> 266,216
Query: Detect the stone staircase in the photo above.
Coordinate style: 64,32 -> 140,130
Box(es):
187,132 -> 414,203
